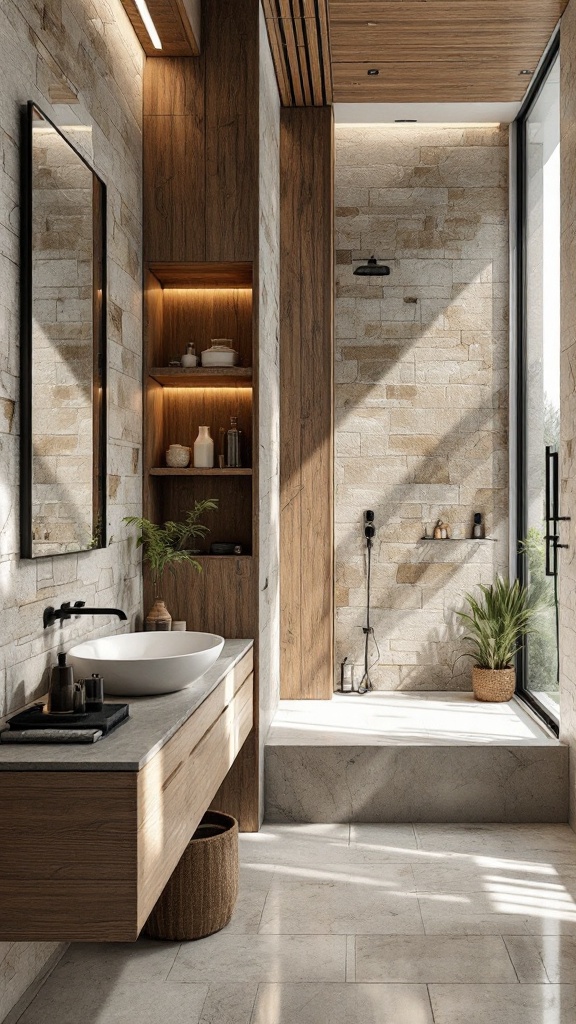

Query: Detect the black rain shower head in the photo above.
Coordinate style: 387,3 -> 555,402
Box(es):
353,256 -> 391,277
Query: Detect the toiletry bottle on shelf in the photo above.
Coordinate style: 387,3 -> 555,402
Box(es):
226,416 -> 242,468
473,512 -> 484,539
218,426 -> 226,469
181,343 -> 198,368
47,652 -> 75,714
194,426 -> 214,468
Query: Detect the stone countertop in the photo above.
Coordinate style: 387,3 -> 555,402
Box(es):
0,639 -> 253,772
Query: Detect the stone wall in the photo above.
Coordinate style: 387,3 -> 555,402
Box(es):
560,0 -> 576,823
257,4 -> 280,817
0,0 -> 143,1017
334,125 -> 509,690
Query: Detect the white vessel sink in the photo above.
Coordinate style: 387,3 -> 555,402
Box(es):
68,632 -> 225,696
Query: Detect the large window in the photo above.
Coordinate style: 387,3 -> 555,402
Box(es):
517,40 -> 560,728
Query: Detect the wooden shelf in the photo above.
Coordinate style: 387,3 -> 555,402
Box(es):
150,367 -> 253,388
150,467 -> 252,476
148,262 -> 253,288
418,537 -> 497,543
190,554 -> 253,561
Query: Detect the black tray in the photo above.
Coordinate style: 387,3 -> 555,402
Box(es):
7,703 -> 129,736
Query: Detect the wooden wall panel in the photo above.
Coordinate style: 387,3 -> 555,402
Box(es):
203,0 -> 260,261
280,107 -> 334,700
143,58 -> 206,262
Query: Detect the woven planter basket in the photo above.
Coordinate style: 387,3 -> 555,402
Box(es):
145,810 -> 239,941
472,666 -> 516,703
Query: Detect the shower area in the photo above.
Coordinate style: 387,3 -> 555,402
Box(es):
333,121 -> 510,695
264,116 -> 568,825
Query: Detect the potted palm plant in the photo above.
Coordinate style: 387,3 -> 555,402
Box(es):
124,499 -> 218,630
456,575 -> 542,702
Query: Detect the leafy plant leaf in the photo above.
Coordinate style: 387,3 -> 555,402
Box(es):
123,500 -> 218,594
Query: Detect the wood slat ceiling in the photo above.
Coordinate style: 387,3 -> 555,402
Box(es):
329,0 -> 567,103
263,0 -> 333,106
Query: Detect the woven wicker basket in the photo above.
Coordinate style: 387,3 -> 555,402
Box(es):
472,667 -> 515,703
145,810 -> 239,941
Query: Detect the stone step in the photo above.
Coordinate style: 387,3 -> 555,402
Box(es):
264,692 -> 568,823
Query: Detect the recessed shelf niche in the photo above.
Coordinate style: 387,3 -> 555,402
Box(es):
144,262 -> 255,571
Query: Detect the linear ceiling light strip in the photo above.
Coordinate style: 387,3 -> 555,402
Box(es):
134,0 -> 162,48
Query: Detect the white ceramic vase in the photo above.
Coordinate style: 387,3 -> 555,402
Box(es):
194,426 -> 214,468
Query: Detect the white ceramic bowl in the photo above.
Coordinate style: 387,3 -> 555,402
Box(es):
68,631 -> 225,696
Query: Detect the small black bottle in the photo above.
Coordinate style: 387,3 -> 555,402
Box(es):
47,652 -> 75,714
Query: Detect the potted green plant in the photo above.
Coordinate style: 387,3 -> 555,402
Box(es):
124,499 -> 218,630
456,575 -> 542,702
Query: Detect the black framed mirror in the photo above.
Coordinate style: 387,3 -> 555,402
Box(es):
20,102 -> 106,559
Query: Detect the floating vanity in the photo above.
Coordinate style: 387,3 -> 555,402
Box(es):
0,639 -> 253,942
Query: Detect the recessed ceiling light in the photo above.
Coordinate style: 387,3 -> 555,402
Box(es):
519,69 -> 534,75
367,68 -> 380,76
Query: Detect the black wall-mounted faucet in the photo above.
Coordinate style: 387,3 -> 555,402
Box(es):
43,601 -> 128,630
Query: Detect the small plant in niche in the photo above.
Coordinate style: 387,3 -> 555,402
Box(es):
124,499 -> 218,630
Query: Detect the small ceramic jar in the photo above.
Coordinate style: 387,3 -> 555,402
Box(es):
166,444 -> 191,468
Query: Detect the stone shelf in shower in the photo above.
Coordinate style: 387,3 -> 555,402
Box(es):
150,467 -> 253,476
149,367 -> 253,388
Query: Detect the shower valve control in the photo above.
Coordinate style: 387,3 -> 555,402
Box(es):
364,510 -> 376,541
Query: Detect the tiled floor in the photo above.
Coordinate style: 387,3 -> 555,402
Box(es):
17,823 -> 576,1023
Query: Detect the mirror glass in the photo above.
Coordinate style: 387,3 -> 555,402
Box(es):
21,103 -> 106,558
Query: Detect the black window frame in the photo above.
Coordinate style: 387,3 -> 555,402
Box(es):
515,32 -> 561,736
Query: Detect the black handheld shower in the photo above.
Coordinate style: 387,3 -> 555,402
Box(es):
358,510 -> 377,693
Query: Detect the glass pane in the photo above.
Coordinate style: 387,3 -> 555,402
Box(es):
523,55 -> 560,717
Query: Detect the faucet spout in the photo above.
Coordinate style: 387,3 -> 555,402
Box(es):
43,602 -> 128,630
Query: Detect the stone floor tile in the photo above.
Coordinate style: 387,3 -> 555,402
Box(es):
503,936 -> 550,983
238,825 -> 351,865
418,890 -> 534,934
414,824 -> 576,861
429,984 -> 576,1024
505,934 -> 576,983
259,881 -> 423,934
199,984 -> 259,1024
239,862 -> 278,889
251,983 -> 434,1024
349,823 -> 418,852
268,861 -> 416,890
169,934 -> 346,984
54,939 -> 180,983
18,980 -> 208,1024
355,934 -> 518,983
224,887 -> 268,933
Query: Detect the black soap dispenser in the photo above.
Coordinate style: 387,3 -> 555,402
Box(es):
47,652 -> 75,714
